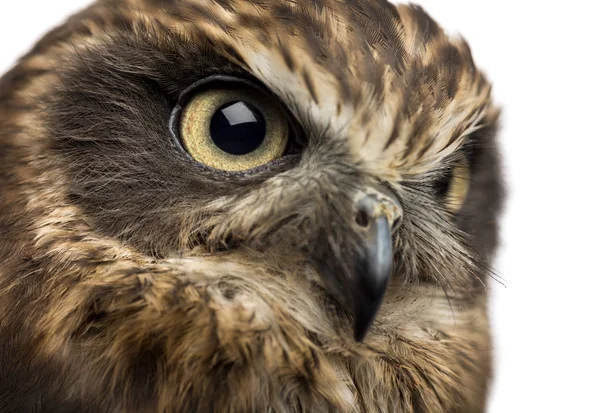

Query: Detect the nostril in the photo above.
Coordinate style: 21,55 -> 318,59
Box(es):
355,208 -> 370,228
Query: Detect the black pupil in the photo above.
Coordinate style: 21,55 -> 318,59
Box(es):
209,101 -> 267,155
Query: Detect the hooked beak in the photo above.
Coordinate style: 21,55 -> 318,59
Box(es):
352,189 -> 401,341
314,185 -> 402,342
352,197 -> 395,341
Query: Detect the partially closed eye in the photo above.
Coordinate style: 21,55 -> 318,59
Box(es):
178,84 -> 289,172
445,156 -> 470,213
433,155 -> 470,213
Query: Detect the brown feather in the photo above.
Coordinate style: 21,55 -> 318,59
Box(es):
0,0 -> 503,411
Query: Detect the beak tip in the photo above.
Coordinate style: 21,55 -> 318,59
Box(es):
351,276 -> 390,342
354,325 -> 368,342
353,312 -> 369,342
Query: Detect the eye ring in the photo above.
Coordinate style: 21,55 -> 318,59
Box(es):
169,75 -> 302,174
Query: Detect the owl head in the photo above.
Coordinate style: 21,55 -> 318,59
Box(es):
0,0 -> 502,410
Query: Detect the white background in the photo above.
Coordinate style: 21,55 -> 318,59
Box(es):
1,1 -> 599,412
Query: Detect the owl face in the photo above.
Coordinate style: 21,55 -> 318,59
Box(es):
4,0 -> 499,337
0,0 -> 502,410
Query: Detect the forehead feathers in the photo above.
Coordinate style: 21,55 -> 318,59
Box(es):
48,0 -> 495,179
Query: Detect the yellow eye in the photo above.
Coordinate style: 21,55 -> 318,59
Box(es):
445,157 -> 470,213
179,85 -> 289,171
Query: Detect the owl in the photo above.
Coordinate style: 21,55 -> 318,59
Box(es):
0,0 -> 503,412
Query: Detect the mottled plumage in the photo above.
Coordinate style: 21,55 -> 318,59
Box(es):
0,0 -> 502,412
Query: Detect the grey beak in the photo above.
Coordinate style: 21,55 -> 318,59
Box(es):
352,190 -> 401,341
311,185 -> 401,342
